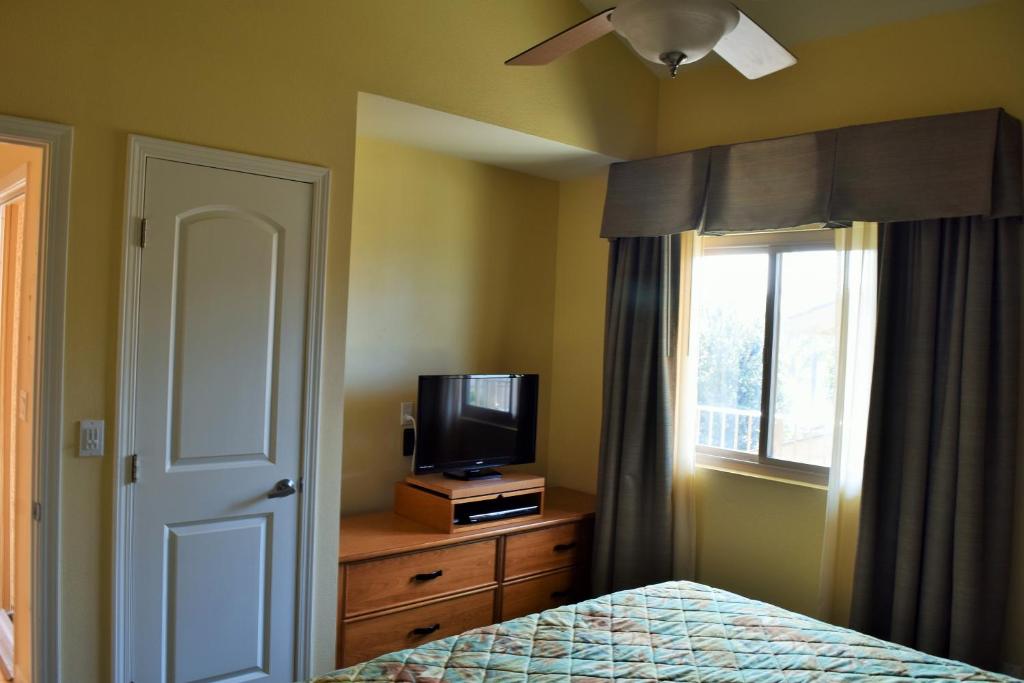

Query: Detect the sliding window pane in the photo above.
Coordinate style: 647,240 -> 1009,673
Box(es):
769,250 -> 840,467
696,253 -> 769,455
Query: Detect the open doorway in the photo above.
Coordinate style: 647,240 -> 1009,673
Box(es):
0,142 -> 42,682
0,115 -> 69,683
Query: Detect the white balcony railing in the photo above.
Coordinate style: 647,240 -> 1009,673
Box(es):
697,404 -> 760,454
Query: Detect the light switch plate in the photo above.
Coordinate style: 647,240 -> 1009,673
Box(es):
79,419 -> 104,457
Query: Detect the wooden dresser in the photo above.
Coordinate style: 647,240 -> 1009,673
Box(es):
336,487 -> 595,668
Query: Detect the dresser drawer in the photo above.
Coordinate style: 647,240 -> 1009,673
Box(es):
504,522 -> 586,580
341,589 -> 495,667
501,568 -> 583,621
344,539 -> 497,616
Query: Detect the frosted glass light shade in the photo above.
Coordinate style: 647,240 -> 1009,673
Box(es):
611,0 -> 740,66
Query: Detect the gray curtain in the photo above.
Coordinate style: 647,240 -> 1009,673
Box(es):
851,216 -> 1022,669
592,235 -> 678,594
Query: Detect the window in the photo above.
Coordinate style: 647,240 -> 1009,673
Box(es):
695,252 -> 768,456
694,235 -> 840,485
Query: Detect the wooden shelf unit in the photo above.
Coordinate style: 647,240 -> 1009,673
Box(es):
336,487 -> 595,668
394,472 -> 546,533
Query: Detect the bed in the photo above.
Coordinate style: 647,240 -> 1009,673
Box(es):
311,580 -> 1017,682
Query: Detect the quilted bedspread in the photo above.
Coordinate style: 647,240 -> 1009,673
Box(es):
313,580 -> 1018,682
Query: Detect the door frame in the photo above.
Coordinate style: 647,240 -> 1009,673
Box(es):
112,135 -> 330,683
0,114 -> 74,683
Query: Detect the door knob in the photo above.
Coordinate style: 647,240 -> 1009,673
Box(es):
268,478 -> 297,499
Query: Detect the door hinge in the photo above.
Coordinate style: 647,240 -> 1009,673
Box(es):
130,454 -> 139,483
139,218 -> 148,249
31,501 -> 41,522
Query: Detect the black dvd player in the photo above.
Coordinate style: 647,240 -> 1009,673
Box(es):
460,504 -> 540,525
453,490 -> 543,526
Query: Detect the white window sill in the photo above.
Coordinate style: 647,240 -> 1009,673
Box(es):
695,452 -> 829,490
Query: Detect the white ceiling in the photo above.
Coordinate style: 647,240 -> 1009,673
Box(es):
577,0 -> 995,77
356,93 -> 621,181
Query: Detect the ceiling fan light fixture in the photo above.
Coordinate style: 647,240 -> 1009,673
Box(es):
505,0 -> 794,81
611,0 -> 740,74
659,51 -> 686,78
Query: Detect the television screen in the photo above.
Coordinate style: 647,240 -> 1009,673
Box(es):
414,374 -> 538,476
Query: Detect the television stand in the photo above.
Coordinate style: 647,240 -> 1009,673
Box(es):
442,467 -> 502,481
395,472 -> 546,533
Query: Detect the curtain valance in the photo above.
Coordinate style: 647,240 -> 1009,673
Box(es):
601,108 -> 1023,238
601,149 -> 710,237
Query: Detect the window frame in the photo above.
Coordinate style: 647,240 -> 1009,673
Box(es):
693,230 -> 836,488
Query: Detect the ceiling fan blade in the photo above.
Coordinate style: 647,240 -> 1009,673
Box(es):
713,9 -> 796,79
506,8 -> 616,66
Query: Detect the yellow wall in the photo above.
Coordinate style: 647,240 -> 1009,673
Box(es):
343,137 -> 559,513
0,0 -> 657,679
657,0 -> 1024,153
546,173 -> 609,495
694,469 -> 826,615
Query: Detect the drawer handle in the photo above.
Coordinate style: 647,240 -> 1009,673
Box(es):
553,542 -> 576,552
410,623 -> 440,636
413,570 -> 444,582
550,589 -> 572,599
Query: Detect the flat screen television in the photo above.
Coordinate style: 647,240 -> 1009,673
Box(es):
414,374 -> 539,480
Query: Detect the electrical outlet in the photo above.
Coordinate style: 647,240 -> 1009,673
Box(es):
79,419 -> 104,457
400,401 -> 415,427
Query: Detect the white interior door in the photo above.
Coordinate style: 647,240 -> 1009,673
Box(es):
131,158 -> 313,683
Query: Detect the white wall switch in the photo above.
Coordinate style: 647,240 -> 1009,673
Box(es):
400,401 -> 415,427
79,419 -> 104,457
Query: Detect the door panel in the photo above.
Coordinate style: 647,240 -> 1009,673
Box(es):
170,210 -> 282,468
133,158 -> 313,683
167,516 -> 270,682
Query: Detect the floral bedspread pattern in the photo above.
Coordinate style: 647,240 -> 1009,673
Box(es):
314,580 -> 1018,682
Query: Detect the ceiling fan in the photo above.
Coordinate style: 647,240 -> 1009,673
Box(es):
506,0 -> 796,79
